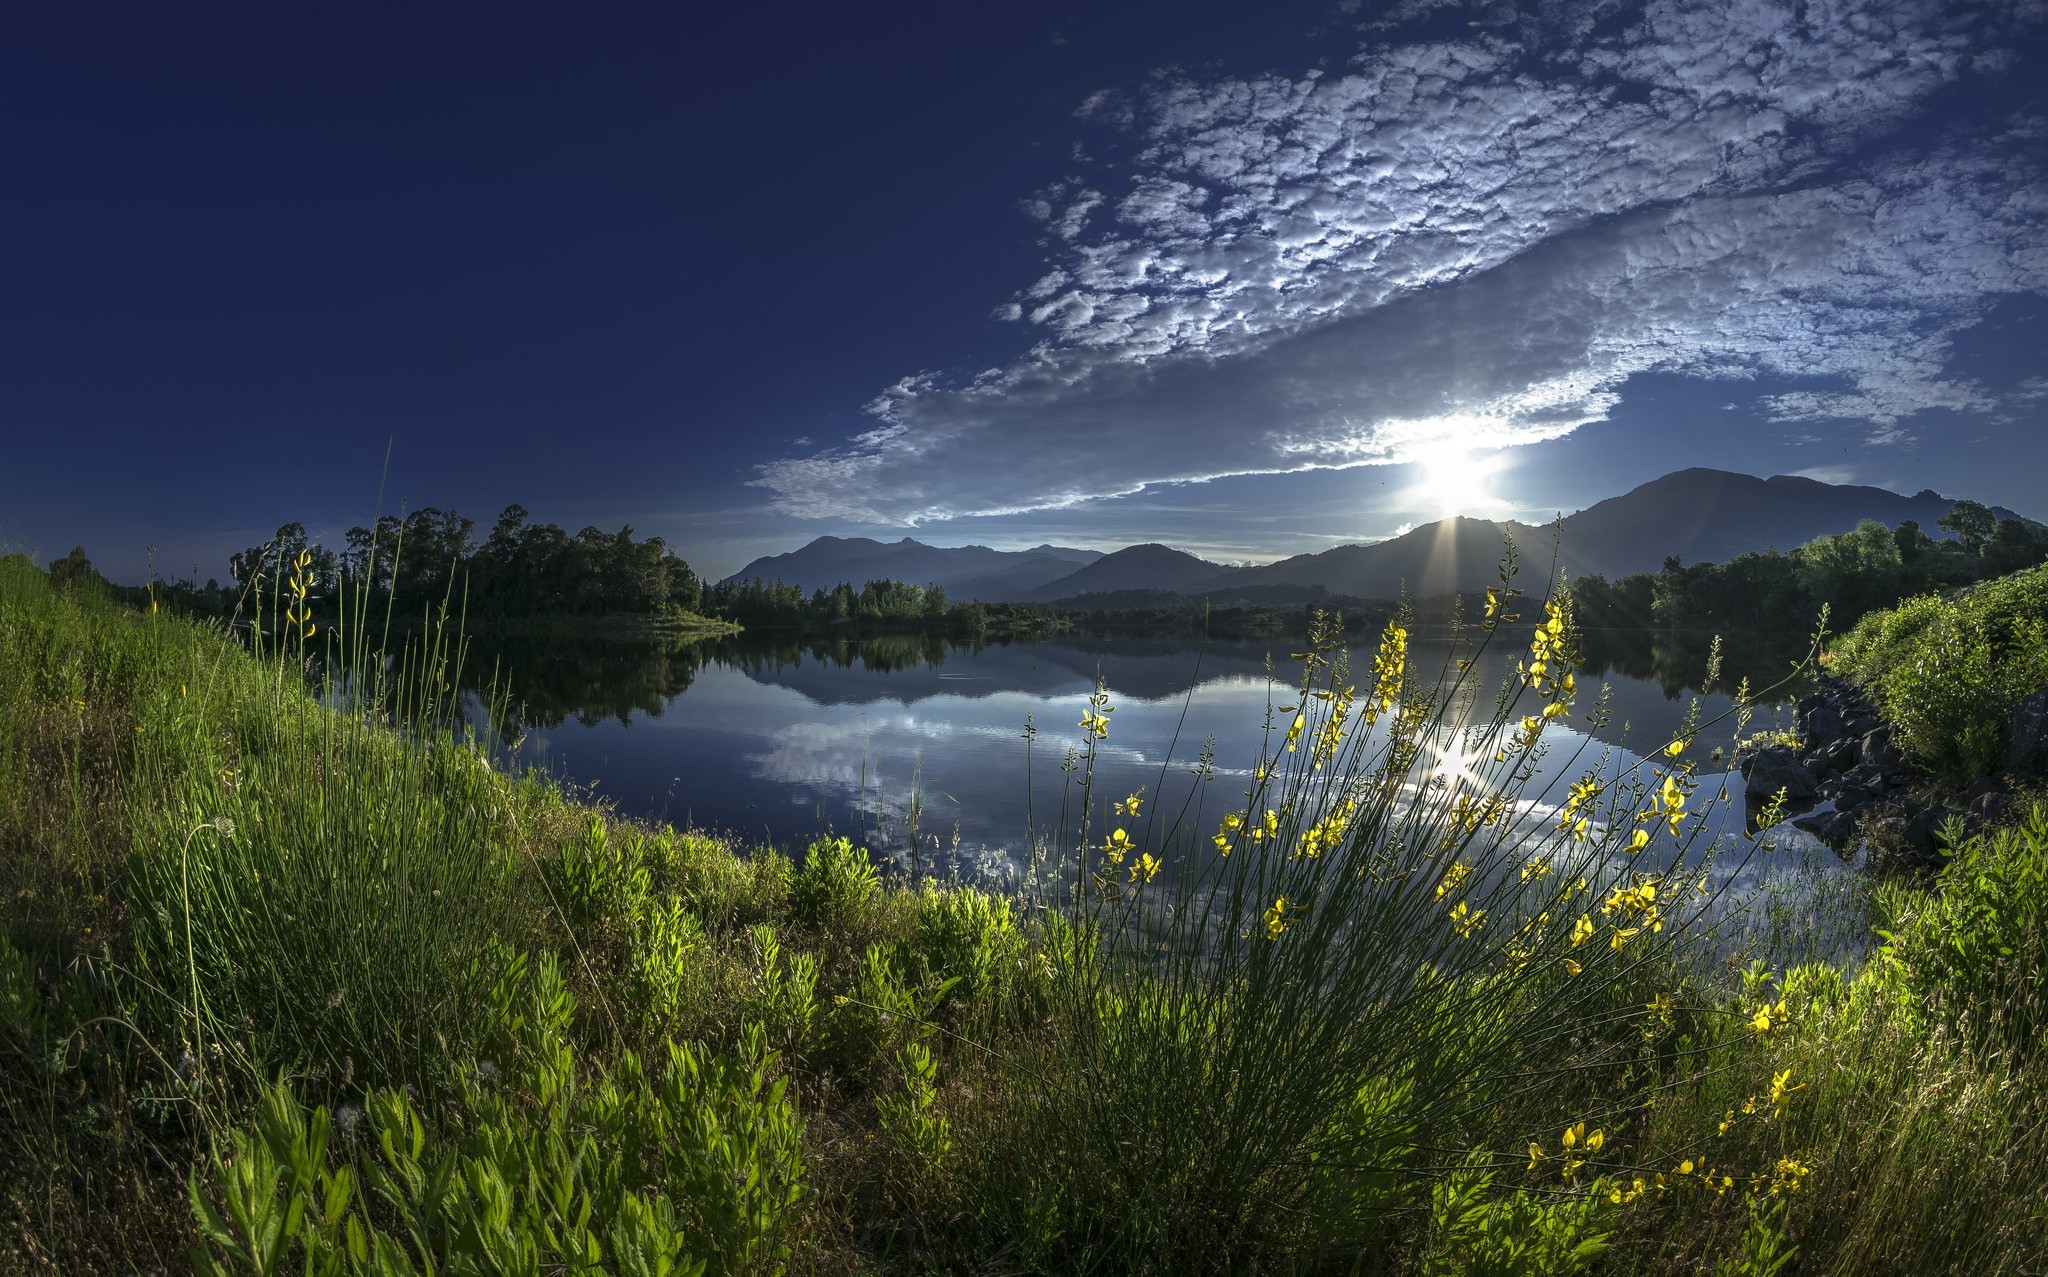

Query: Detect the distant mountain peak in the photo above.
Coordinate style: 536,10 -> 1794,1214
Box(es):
724,470 -> 2026,604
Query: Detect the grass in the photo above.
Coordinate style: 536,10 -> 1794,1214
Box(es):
3,549 -> 2048,1273
1830,561 -> 2048,779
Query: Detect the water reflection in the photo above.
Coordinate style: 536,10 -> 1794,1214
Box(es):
471,630 -> 1812,871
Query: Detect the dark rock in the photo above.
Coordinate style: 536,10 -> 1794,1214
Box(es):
1817,736 -> 1860,774
1745,745 -> 1818,803
2007,690 -> 2048,776
1835,763 -> 1889,805
1906,805 -> 1971,858
1802,703 -> 1845,747
1792,807 -> 1859,848
1844,714 -> 1881,738
1861,730 -> 1906,771
1967,790 -> 2017,829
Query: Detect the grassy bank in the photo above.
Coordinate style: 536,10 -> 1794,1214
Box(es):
1831,561 -> 2048,781
3,552 -> 2047,1273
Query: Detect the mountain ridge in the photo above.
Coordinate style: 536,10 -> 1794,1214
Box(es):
724,469 -> 2027,603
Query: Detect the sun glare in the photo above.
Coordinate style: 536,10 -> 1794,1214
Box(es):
1405,439 -> 1507,518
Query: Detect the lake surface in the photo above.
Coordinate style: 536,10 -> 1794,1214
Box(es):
469,627 -> 1838,904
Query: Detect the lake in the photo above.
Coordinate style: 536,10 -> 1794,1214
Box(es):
466,627 -> 1842,907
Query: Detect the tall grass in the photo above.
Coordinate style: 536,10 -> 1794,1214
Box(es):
7,546 -> 2048,1273
960,576 -> 1795,1270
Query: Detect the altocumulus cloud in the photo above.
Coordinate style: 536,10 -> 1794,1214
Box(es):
756,0 -> 2047,524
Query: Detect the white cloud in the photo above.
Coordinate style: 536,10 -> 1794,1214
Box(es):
756,0 -> 2047,524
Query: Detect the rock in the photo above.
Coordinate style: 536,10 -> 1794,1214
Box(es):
1967,790 -> 2017,830
1792,807 -> 1859,848
2006,690 -> 2048,776
1817,736 -> 1861,774
1835,763 -> 1889,805
1861,730 -> 1905,771
1905,805 -> 1968,858
1802,703 -> 1846,747
1745,745 -> 1818,803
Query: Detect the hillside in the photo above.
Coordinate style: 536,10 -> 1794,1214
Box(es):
724,536 -> 1101,598
734,469 -> 2026,604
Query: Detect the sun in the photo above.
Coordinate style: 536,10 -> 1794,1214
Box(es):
1405,439 -> 1508,518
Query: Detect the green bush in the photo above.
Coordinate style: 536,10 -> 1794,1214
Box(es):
1834,564 -> 2048,778
904,884 -> 1020,1007
1875,803 -> 2048,1052
189,952 -> 808,1276
790,835 -> 880,932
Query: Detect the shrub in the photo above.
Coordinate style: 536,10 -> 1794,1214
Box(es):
791,835 -> 880,932
188,952 -> 808,1276
1834,564 -> 2048,778
1875,803 -> 2048,1053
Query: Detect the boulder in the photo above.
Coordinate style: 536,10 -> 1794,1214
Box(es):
1861,730 -> 1906,772
1801,703 -> 1846,748
1745,745 -> 1818,804
1966,790 -> 2017,832
1835,763 -> 1890,805
1816,736 -> 1861,774
1791,807 -> 1859,849
2006,690 -> 2048,776
1905,805 -> 1968,858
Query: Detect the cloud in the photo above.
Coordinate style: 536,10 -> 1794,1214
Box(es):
756,0 -> 2047,524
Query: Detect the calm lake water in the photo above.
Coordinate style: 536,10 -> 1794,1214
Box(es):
469,628 -> 1840,907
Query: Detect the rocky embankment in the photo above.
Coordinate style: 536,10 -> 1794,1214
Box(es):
1739,675 -> 2048,868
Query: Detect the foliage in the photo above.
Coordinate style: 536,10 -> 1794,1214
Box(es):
1832,562 -> 2048,778
188,953 -> 805,1276
789,834 -> 881,932
15,549 -> 2048,1273
1575,512 -> 2048,637
1873,805 -> 2048,1052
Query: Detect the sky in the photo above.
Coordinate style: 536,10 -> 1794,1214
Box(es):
3,0 -> 2044,586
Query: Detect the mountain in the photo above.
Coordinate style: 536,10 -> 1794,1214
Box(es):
723,537 -> 1102,599
1213,469 -> 2023,598
1213,516 -> 1558,599
1545,468 -> 2021,579
727,470 -> 2027,604
1023,543 -> 1234,601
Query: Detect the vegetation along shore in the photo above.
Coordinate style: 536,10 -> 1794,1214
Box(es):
3,547 -> 2048,1273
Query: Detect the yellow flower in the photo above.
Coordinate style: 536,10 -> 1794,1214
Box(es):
1562,958 -> 1582,976
1562,1122 -> 1583,1149
1770,1157 -> 1812,1196
1627,828 -> 1650,854
1769,1068 -> 1803,1114
1286,712 -> 1306,751
1666,738 -> 1686,757
1263,896 -> 1294,940
1129,852 -> 1162,884
1114,790 -> 1144,817
1448,900 -> 1485,938
1100,827 -> 1134,865
1571,915 -> 1595,947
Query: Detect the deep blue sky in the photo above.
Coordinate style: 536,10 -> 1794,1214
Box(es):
5,1 -> 2044,586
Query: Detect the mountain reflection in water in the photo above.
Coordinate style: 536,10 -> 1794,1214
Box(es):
462,629 -> 1815,880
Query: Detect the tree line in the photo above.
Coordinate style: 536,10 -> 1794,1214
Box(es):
705,575 -> 1071,640
1573,501 -> 2048,635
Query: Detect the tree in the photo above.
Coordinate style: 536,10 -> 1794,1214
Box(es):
1938,499 -> 1997,556
230,522 -> 311,591
47,546 -> 105,592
